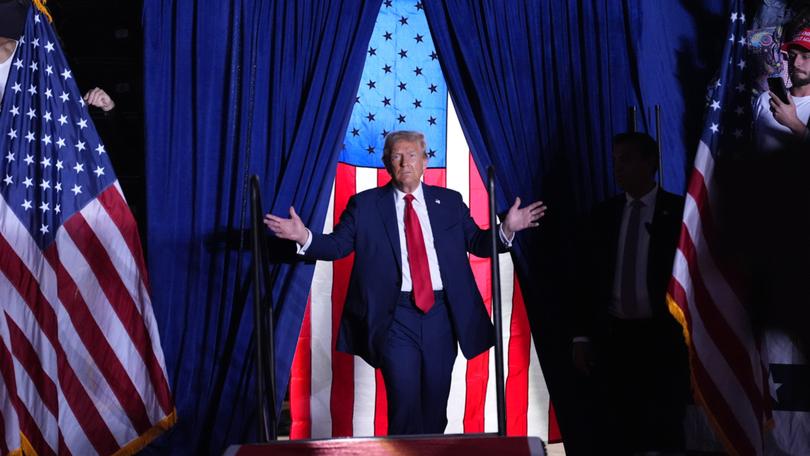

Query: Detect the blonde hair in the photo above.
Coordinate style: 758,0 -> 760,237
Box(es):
382,131 -> 427,163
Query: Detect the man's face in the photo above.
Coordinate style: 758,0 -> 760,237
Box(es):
0,36 -> 16,62
788,47 -> 810,87
613,143 -> 655,193
385,139 -> 427,192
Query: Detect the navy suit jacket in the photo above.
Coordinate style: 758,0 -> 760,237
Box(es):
575,189 -> 684,339
306,183 -> 499,368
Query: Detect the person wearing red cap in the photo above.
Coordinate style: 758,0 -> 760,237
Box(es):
747,25 -> 810,363
753,27 -> 810,152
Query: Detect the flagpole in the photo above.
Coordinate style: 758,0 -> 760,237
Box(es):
487,166 -> 507,436
655,105 -> 664,189
251,175 -> 276,442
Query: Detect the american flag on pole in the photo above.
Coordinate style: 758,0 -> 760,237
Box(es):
667,2 -> 770,455
0,8 -> 174,455
288,0 -> 559,441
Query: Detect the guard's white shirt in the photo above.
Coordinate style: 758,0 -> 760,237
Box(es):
609,186 -> 658,319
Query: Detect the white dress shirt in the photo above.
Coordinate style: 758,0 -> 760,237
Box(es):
392,184 -> 444,291
298,183 -> 515,292
609,186 -> 658,319
299,184 -> 445,291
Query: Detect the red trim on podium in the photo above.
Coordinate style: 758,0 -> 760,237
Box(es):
225,434 -> 545,456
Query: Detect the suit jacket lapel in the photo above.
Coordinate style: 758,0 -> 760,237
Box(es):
651,191 -> 674,232
377,183 -> 402,274
423,184 -> 448,243
648,190 -> 675,261
607,195 -> 625,270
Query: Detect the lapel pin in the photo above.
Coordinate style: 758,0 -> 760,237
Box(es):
435,199 -> 441,204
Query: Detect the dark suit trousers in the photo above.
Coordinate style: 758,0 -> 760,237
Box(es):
380,291 -> 457,435
596,317 -> 689,454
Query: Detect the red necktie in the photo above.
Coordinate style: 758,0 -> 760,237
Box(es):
404,194 -> 434,313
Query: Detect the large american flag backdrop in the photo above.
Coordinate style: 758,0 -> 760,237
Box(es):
667,3 -> 771,455
288,0 -> 559,440
0,9 -> 174,456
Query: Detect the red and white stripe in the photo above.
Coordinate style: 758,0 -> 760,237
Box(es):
668,141 -> 768,456
290,100 -> 559,441
0,183 -> 174,455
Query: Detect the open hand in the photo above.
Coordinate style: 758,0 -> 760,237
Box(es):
502,197 -> 547,239
263,207 -> 309,244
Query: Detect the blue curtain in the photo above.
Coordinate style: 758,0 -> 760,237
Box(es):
142,1 -> 380,454
422,0 -> 731,452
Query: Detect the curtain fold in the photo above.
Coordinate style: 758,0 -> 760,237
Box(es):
422,0 -> 728,453
142,1 -> 380,453
140,0 -> 731,453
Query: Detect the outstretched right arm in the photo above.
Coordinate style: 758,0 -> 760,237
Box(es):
264,197 -> 357,261
264,206 -> 310,244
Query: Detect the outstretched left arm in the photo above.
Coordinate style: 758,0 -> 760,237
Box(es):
501,197 -> 548,240
464,197 -> 548,257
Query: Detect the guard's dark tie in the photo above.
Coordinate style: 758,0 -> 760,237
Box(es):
620,199 -> 644,315
404,194 -> 434,313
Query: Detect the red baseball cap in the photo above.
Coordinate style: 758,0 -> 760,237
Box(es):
782,28 -> 810,51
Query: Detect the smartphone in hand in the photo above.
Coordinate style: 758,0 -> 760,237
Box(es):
768,77 -> 790,104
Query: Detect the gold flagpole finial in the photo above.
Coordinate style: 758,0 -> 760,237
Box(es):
32,0 -> 53,23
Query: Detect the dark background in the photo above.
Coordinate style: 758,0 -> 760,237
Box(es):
49,0 -> 146,239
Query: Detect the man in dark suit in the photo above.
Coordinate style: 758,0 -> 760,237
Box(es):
265,130 -> 546,435
572,132 -> 688,454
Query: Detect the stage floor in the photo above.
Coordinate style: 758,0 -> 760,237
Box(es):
224,434 -> 546,455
